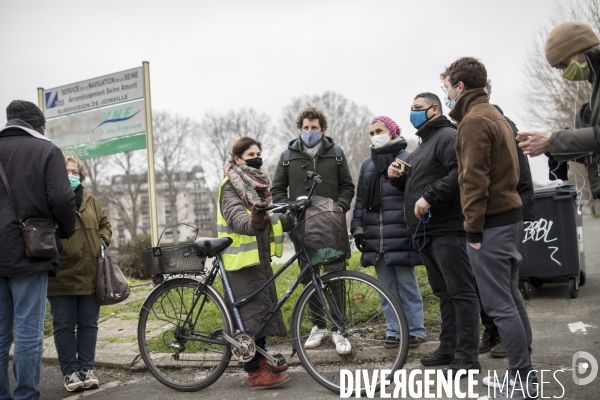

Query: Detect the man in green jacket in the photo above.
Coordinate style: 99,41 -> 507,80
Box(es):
271,107 -> 355,355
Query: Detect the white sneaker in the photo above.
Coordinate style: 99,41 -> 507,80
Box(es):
304,326 -> 329,349
478,372 -> 538,399
331,331 -> 352,355
81,368 -> 100,389
64,370 -> 84,392
483,371 -> 538,388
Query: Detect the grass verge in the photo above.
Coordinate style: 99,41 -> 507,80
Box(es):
44,253 -> 441,343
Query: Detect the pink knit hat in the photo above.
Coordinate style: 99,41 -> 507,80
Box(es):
372,116 -> 401,139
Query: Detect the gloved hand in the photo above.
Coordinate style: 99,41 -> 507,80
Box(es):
251,202 -> 270,231
289,198 -> 311,214
354,234 -> 364,252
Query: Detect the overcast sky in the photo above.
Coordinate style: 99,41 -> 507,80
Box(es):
1,0 -> 563,183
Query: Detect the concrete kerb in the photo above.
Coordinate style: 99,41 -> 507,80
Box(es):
36,282 -> 441,371
39,327 -> 441,371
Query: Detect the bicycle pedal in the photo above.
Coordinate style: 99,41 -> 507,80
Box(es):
208,327 -> 223,339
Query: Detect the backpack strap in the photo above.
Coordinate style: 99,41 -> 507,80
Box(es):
282,141 -> 343,166
282,148 -> 291,166
333,144 -> 343,165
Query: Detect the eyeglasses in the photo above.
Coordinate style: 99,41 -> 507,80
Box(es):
441,83 -> 459,93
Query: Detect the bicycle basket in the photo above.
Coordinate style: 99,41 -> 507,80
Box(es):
141,244 -> 206,274
291,210 -> 351,267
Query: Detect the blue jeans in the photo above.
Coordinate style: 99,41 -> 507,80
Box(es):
48,294 -> 100,375
0,270 -> 48,400
374,258 -> 426,339
419,235 -> 480,362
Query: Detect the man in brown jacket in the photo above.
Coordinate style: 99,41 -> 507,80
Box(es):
441,58 -> 535,399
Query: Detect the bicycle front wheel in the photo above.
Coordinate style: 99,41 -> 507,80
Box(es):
290,270 -> 409,395
137,278 -> 233,391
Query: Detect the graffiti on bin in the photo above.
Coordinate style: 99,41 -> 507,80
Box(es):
523,218 -> 562,266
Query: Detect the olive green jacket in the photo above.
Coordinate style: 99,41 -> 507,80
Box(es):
271,136 -> 355,212
47,188 -> 112,297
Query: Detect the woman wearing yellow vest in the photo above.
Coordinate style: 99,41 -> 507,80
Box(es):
218,136 -> 291,390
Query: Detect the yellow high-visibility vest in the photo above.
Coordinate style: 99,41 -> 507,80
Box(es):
217,178 -> 283,271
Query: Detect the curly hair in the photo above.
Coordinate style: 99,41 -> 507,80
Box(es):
63,150 -> 88,183
295,107 -> 328,131
440,57 -> 487,90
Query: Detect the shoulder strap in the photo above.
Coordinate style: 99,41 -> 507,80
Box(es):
333,145 -> 343,165
282,142 -> 343,166
0,161 -> 24,225
282,148 -> 291,166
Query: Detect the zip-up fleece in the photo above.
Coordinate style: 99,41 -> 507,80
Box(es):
271,136 -> 355,212
449,88 -> 522,242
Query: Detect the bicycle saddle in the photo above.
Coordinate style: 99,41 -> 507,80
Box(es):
192,237 -> 233,253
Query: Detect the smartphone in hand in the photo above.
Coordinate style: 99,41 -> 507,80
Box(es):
395,158 -> 412,177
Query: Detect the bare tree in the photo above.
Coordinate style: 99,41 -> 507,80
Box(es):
153,111 -> 197,244
199,108 -> 274,182
107,151 -> 147,239
83,156 -> 111,208
522,0 -> 600,206
278,91 -> 373,180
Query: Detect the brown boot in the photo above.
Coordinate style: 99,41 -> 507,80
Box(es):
248,365 -> 290,389
258,358 -> 289,373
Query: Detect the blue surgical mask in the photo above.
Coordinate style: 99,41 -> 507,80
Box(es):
68,174 -> 80,190
444,83 -> 460,109
410,106 -> 433,129
300,131 -> 322,148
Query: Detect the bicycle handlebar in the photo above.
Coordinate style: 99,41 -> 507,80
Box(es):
254,203 -> 289,213
254,171 -> 323,215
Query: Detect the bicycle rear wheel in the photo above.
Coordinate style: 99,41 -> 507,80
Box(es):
137,278 -> 233,391
290,270 -> 409,395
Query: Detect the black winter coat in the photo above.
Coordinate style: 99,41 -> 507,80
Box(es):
549,47 -> 600,198
0,120 -> 76,277
390,116 -> 464,239
271,136 -> 355,212
351,138 -> 421,268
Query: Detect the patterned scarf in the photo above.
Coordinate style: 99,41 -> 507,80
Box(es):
223,162 -> 272,209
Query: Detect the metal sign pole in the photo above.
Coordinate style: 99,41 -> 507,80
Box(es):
37,87 -> 44,112
142,61 -> 159,247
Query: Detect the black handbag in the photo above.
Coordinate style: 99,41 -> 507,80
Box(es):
96,239 -> 130,305
0,161 -> 58,258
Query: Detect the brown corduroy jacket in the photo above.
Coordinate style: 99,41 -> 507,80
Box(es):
449,88 -> 522,242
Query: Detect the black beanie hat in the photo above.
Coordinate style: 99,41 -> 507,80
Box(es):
6,100 -> 46,128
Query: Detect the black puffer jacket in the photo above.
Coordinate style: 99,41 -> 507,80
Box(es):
351,138 -> 421,267
390,116 -> 464,239
0,120 -> 76,278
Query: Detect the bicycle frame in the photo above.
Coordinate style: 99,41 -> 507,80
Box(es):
172,172 -> 343,344
176,243 -> 345,348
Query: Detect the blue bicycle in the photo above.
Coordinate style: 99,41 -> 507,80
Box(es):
137,172 -> 409,395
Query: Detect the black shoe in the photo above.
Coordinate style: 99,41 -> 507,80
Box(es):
420,349 -> 454,366
384,336 -> 399,349
443,359 -> 481,379
409,335 -> 424,348
490,341 -> 507,358
479,332 -> 501,354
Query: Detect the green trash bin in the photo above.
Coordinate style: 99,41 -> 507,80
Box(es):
519,185 -> 586,299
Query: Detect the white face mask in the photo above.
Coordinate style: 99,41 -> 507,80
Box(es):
371,133 -> 390,148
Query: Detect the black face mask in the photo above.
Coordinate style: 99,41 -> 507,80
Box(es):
244,157 -> 263,169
